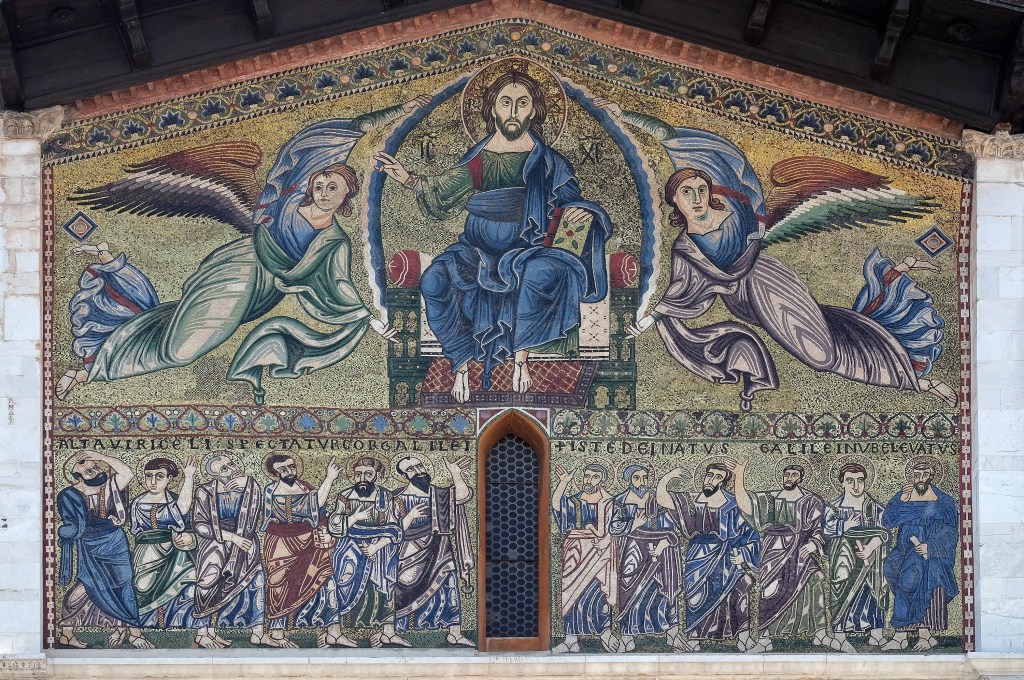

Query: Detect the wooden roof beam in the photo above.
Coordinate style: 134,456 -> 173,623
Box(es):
997,18 -> 1024,132
744,0 -> 774,45
0,7 -> 23,109
871,0 -> 912,82
249,0 -> 275,40
116,0 -> 153,70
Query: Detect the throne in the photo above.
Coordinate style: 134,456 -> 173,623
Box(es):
385,250 -> 639,409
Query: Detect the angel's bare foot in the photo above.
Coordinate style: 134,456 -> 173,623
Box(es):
56,368 -> 89,400
919,378 -> 957,408
72,243 -> 113,263
451,364 -> 470,403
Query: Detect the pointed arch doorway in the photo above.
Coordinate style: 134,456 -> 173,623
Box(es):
477,410 -> 550,652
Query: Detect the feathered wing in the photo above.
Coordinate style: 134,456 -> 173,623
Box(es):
761,156 -> 937,247
70,141 -> 264,234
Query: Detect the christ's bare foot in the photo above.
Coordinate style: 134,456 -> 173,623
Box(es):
919,378 -> 957,408
513,361 -> 533,394
56,368 -> 89,400
451,365 -> 470,403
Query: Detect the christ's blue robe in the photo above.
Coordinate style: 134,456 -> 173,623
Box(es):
418,132 -> 612,388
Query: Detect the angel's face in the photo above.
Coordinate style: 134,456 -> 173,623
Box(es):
672,176 -> 712,223
309,171 -> 351,213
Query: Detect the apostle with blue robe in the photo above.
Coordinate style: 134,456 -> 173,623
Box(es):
57,451 -> 144,649
327,457 -> 405,647
882,462 -> 959,651
658,464 -> 760,651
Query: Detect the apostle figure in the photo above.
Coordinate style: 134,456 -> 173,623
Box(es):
609,464 -> 683,652
374,61 -> 612,402
881,461 -> 959,651
57,451 -> 146,649
657,463 -> 760,652
727,458 -> 831,652
551,463 -> 621,653
393,455 -> 475,646
191,453 -> 269,648
327,456 -> 405,647
128,457 -> 206,642
823,463 -> 891,652
261,454 -> 344,648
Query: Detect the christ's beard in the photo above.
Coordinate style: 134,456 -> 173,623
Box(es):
582,484 -> 598,493
280,475 -> 297,486
782,481 -> 797,490
354,481 -> 375,498
410,473 -> 432,493
703,483 -> 721,497
496,114 -> 531,141
83,472 -> 108,487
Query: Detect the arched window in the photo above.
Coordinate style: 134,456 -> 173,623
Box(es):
477,410 -> 550,651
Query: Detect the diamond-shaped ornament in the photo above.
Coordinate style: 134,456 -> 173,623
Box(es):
62,211 -> 99,242
914,224 -> 953,257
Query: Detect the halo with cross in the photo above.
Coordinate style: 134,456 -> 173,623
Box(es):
460,57 -> 568,145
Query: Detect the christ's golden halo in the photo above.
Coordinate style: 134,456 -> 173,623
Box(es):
460,57 -> 568,145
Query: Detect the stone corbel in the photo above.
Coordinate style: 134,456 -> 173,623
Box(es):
963,128 -> 1024,159
0,106 -> 66,141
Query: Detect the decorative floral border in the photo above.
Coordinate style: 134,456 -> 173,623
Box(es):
51,405 -> 477,437
41,19 -> 972,179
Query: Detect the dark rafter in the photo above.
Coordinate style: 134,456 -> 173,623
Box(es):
744,0 -> 774,45
617,0 -> 644,11
0,6 -> 23,109
249,0 -> 276,40
116,0 -> 153,70
999,20 -> 1024,129
870,0 -> 912,81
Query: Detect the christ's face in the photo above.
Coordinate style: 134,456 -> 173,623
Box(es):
144,468 -> 171,494
582,469 -> 604,493
273,458 -> 298,486
672,176 -> 712,224
842,472 -> 866,498
309,171 -> 350,213
492,82 -> 534,141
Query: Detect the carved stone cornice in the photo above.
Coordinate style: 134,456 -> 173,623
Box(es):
963,129 -> 1024,159
0,106 -> 66,140
0,656 -> 47,679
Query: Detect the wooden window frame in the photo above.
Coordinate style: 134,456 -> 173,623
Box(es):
476,409 -> 551,652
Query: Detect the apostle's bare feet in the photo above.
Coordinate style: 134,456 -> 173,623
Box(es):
56,368 -> 89,400
250,632 -> 298,648
919,378 -> 957,408
451,364 -> 470,403
195,632 -> 226,649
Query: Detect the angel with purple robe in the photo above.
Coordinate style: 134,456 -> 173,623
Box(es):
55,97 -> 431,403
595,99 -> 954,411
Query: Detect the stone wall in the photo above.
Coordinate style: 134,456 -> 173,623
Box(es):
965,130 -> 1024,656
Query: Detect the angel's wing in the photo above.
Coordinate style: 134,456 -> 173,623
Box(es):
70,141 -> 264,234
761,156 -> 936,247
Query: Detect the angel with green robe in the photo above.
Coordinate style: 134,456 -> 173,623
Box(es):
56,96 -> 430,403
